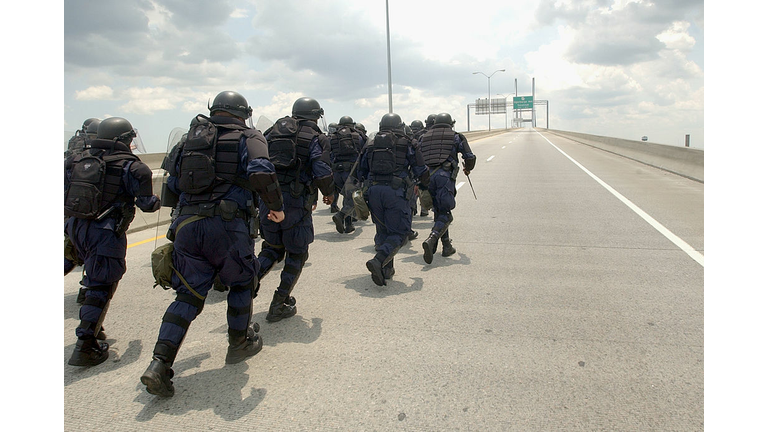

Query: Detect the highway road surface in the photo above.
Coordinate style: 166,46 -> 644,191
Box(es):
63,129 -> 703,431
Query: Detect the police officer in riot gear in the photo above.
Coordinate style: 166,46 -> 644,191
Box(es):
418,112 -> 476,264
257,97 -> 335,322
141,91 -> 284,397
65,116 -> 161,367
68,119 -> 103,305
358,113 -> 429,286
411,120 -> 425,140
65,117 -> 100,159
326,121 -> 340,212
330,115 -> 365,234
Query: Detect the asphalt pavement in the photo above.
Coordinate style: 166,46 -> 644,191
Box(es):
63,129 -> 704,431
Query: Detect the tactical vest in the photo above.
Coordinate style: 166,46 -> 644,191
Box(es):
420,125 -> 456,167
65,132 -> 88,158
175,115 -> 247,204
329,126 -> 361,165
64,140 -> 138,219
367,131 -> 410,184
269,119 -> 317,196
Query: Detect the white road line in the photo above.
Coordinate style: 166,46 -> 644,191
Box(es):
502,146 -> 506,149
536,131 -> 704,267
456,182 -> 465,190
486,155 -> 495,162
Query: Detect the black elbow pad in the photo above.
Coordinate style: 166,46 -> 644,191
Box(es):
314,174 -> 335,197
463,156 -> 476,172
249,172 -> 283,211
130,162 -> 155,196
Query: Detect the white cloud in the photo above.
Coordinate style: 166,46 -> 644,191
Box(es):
75,85 -> 115,100
657,21 -> 696,51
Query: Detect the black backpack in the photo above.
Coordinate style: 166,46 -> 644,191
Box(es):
65,150 -> 138,219
268,116 -> 301,170
334,126 -> 358,157
369,132 -> 398,176
176,115 -> 219,194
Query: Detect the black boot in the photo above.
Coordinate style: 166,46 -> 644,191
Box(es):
344,215 -> 355,233
382,262 -> 395,280
266,291 -> 297,322
422,233 -> 439,264
332,212 -> 345,233
226,324 -> 263,364
366,257 -> 386,286
68,337 -> 109,367
408,230 -> 418,241
441,238 -> 456,257
141,342 -> 177,397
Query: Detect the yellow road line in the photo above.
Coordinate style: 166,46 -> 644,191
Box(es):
128,235 -> 165,249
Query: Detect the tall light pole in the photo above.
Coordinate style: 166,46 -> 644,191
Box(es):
385,0 -> 393,113
473,69 -> 505,131
497,93 -> 513,129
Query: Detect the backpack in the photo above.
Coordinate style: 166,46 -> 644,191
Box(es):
268,116 -> 300,170
177,115 -> 219,194
369,132 -> 398,176
64,151 -> 137,219
334,127 -> 358,157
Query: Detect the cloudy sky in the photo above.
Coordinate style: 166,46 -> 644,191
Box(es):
61,0 -> 704,153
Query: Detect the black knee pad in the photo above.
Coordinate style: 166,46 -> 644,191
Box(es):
259,241 -> 286,263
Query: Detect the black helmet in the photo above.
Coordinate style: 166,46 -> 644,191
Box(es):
379,113 -> 403,131
410,120 -> 424,130
209,91 -> 252,119
435,113 -> 455,126
292,97 -> 324,120
404,124 -> 413,137
328,122 -> 338,133
82,117 -> 100,131
97,117 -> 136,143
338,115 -> 354,126
425,114 -> 437,127
354,123 -> 366,134
85,119 -> 101,137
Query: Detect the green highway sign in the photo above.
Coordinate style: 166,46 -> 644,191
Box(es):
513,96 -> 533,109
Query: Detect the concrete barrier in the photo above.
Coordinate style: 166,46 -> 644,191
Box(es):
542,128 -> 703,183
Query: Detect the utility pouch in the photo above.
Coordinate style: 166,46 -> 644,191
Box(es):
289,180 -> 305,199
218,200 -> 238,221
390,176 -> 403,190
198,202 -> 216,218
64,235 -> 83,266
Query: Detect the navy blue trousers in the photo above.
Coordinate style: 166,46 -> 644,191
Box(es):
65,216 -> 126,339
156,215 -> 258,348
366,184 -> 412,260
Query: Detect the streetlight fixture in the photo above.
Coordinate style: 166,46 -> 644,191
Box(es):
473,69 -> 505,131
497,93 -> 513,129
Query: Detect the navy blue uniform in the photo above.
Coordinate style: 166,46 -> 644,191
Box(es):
155,115 -> 280,353
358,131 -> 428,284
257,120 -> 334,311
64,140 -> 160,341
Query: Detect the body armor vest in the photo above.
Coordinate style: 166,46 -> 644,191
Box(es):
367,132 -> 410,184
177,117 -> 247,204
329,126 -> 361,164
420,125 -> 456,167
272,120 -> 318,194
64,140 -> 138,219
